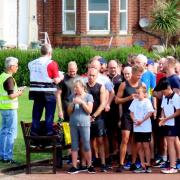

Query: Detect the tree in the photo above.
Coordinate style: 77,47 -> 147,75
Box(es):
150,0 -> 180,48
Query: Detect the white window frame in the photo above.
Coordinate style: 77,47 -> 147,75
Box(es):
87,0 -> 110,35
119,0 -> 128,34
62,0 -> 76,34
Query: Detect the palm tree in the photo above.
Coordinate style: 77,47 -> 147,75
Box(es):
150,0 -> 180,48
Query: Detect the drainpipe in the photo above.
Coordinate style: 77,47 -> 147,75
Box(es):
43,0 -> 47,32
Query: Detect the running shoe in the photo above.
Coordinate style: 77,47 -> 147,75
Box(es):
153,159 -> 165,167
146,166 -> 152,173
67,167 -> 79,174
130,163 -> 137,171
100,164 -> 107,172
161,167 -> 178,174
176,159 -> 180,170
116,164 -> 124,173
133,167 -> 146,173
123,161 -> 131,170
87,166 -> 96,174
78,165 -> 88,172
160,161 -> 170,169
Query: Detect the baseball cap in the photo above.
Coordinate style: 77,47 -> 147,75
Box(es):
147,59 -> 154,65
98,57 -> 107,65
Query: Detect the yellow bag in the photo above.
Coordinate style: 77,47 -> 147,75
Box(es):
62,122 -> 71,145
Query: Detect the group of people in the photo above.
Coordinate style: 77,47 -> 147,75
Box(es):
0,44 -> 179,175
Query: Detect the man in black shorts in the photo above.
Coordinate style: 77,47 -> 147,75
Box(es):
86,67 -> 107,172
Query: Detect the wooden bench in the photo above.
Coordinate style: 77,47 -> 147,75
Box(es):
21,121 -> 63,174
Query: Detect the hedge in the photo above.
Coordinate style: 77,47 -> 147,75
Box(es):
0,46 -> 157,86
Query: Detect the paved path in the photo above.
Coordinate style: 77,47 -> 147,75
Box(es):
0,169 -> 179,180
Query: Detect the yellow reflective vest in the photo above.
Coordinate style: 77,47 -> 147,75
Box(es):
0,72 -> 18,109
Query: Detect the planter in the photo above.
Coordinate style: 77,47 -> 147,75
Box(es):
31,41 -> 40,49
0,40 -> 6,49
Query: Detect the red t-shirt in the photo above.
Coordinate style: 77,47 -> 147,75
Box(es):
156,72 -> 166,84
47,61 -> 59,79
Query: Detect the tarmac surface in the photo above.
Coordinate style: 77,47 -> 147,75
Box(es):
0,167 -> 179,180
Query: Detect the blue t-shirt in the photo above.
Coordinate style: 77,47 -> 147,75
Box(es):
167,74 -> 180,89
141,70 -> 156,98
69,93 -> 94,127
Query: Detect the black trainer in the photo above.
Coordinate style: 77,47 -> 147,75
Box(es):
129,163 -> 137,171
87,166 -> 96,174
100,164 -> 107,172
67,167 -> 79,174
116,164 -> 123,173
78,165 -> 88,172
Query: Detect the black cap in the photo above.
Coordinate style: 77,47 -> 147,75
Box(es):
154,77 -> 171,91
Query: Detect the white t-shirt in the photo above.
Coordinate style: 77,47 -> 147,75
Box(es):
129,98 -> 154,132
161,93 -> 180,126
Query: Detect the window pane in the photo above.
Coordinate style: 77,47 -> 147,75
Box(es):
120,12 -> 127,30
65,13 -> 75,31
65,0 -> 74,10
89,0 -> 108,11
120,0 -> 126,10
89,14 -> 108,30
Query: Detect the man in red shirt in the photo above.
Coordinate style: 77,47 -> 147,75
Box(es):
28,44 -> 61,136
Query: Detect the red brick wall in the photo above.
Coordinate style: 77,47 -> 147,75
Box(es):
37,0 -> 160,49
128,0 -> 139,34
110,0 -> 119,34
76,0 -> 87,34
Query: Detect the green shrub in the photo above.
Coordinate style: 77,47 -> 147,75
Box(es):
0,46 -> 155,86
157,45 -> 180,60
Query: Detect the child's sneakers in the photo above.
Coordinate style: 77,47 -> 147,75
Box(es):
145,166 -> 152,173
123,161 -> 131,170
133,167 -> 146,173
161,167 -> 178,174
153,159 -> 165,167
133,166 -> 152,173
160,161 -> 170,169
176,159 -> 180,170
129,163 -> 138,171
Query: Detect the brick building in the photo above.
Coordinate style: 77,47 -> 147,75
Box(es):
37,0 -> 160,49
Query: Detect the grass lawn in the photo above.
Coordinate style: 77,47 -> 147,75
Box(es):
0,89 -> 58,170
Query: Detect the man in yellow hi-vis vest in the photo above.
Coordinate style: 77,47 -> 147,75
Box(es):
0,57 -> 24,164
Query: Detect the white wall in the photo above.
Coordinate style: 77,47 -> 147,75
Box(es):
1,0 -> 17,45
0,0 -> 38,47
19,0 -> 29,46
0,0 -> 5,39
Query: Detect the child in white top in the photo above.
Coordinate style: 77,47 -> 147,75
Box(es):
129,85 -> 154,172
157,80 -> 180,174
